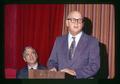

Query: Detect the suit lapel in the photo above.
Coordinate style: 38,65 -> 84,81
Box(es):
71,33 -> 88,64
61,33 -> 88,66
62,35 -> 69,59
61,34 -> 73,65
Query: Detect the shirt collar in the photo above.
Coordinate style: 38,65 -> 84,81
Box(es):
68,31 -> 83,48
68,31 -> 83,40
28,63 -> 38,70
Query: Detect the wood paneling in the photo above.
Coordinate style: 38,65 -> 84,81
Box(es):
62,4 -> 115,79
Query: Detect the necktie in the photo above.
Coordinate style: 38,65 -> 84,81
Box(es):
69,37 -> 76,60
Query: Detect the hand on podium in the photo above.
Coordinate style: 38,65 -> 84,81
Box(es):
49,68 -> 57,72
60,68 -> 76,76
48,68 -> 76,79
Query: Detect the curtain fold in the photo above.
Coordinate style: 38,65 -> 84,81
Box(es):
5,4 -> 64,70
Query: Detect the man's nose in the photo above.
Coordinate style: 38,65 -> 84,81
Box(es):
29,54 -> 33,57
74,20 -> 79,24
74,21 -> 79,26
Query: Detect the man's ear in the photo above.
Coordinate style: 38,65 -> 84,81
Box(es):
23,57 -> 26,62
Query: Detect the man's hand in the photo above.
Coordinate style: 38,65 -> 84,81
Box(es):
49,68 -> 57,72
60,68 -> 76,76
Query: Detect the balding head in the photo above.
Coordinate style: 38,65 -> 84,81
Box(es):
67,11 -> 83,19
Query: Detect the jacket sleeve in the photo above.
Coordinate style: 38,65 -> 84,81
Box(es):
16,70 -> 24,79
47,38 -> 59,70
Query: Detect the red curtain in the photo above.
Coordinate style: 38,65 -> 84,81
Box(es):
5,4 -> 64,70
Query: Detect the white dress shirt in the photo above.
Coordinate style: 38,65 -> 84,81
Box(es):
28,63 -> 38,70
68,31 -> 83,49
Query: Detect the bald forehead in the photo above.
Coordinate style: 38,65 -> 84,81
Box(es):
67,11 -> 83,19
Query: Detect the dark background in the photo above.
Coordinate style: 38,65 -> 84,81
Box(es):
0,0 -> 120,84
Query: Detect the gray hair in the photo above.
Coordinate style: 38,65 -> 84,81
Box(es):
22,46 -> 38,58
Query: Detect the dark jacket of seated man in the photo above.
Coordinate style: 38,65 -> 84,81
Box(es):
16,46 -> 46,79
16,64 -> 46,79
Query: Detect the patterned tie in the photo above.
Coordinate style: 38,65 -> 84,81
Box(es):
69,37 -> 76,60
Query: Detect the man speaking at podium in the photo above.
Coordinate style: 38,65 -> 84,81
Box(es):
47,11 -> 100,79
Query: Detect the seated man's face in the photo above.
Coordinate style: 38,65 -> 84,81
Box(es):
23,48 -> 38,65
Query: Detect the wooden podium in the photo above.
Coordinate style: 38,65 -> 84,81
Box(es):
28,70 -> 65,79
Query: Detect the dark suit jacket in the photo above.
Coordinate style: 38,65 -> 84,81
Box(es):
47,32 -> 100,79
16,64 -> 46,79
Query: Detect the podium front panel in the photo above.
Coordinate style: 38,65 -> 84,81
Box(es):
29,70 -> 65,79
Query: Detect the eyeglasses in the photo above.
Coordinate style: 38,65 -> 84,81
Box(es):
67,18 -> 83,24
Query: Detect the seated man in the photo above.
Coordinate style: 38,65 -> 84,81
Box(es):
16,46 -> 46,79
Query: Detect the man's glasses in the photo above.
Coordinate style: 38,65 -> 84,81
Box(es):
67,18 -> 83,24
